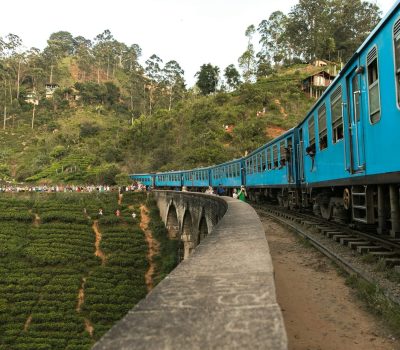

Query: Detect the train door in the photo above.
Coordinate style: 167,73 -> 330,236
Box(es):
241,159 -> 246,186
347,69 -> 366,173
297,128 -> 305,182
286,137 -> 295,183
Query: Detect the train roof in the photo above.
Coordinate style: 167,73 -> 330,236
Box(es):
299,0 -> 400,127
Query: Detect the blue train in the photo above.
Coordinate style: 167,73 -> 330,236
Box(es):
131,0 -> 400,235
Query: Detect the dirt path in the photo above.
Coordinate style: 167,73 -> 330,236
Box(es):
261,217 -> 398,350
92,220 -> 106,265
140,204 -> 160,292
274,98 -> 288,119
23,315 -> 32,331
76,277 -> 94,337
76,277 -> 87,312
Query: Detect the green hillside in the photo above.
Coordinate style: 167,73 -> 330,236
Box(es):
0,63 -> 322,184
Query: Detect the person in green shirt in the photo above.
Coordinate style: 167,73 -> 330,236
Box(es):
237,186 -> 247,201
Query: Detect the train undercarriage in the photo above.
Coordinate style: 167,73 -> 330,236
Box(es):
247,184 -> 400,237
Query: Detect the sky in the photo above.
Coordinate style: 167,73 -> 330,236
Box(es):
0,0 -> 396,87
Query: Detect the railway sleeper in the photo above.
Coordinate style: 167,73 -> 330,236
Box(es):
332,234 -> 350,242
348,241 -> 371,249
356,245 -> 386,254
383,258 -> 400,267
339,237 -> 364,246
316,226 -> 334,233
325,231 -> 343,238
369,251 -> 398,258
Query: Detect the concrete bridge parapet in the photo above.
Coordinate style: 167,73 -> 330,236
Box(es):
93,190 -> 287,350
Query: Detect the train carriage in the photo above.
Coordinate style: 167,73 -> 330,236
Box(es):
154,171 -> 183,188
298,0 -> 400,230
244,129 -> 297,203
129,173 -> 154,187
210,159 -> 243,190
183,167 -> 212,189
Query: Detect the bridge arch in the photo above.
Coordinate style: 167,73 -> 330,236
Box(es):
181,210 -> 194,260
166,203 -> 179,239
197,210 -> 209,245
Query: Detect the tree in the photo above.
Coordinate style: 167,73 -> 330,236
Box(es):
224,64 -> 241,90
258,11 -> 290,65
331,0 -> 381,61
145,54 -> 163,114
195,63 -> 220,95
238,25 -> 257,82
74,36 -> 93,81
93,30 -> 114,82
163,60 -> 185,110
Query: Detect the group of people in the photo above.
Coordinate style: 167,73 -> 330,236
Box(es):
98,208 -> 137,219
205,185 -> 247,201
0,182 -> 150,194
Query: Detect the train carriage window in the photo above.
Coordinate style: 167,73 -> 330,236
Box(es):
261,150 -> 266,171
253,156 -> 257,173
394,18 -> 400,106
267,148 -> 272,170
257,154 -> 262,172
280,140 -> 286,167
367,46 -> 381,123
273,145 -> 278,169
318,104 -> 328,150
330,86 -> 343,143
308,115 -> 316,150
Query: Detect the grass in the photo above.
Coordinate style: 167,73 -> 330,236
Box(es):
346,274 -> 400,338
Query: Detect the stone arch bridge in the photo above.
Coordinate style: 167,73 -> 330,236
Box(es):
154,190 -> 227,260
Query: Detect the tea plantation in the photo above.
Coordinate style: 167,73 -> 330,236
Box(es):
0,192 -> 177,350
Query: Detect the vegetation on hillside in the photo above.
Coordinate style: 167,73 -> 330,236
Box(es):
0,0 -> 382,183
0,192 -> 177,349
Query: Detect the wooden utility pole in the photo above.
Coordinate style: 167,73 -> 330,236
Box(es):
3,80 -> 7,130
31,104 -> 36,129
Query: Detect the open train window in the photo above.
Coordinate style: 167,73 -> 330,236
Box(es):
279,140 -> 286,167
267,148 -> 272,170
261,150 -> 266,171
330,86 -> 343,143
394,18 -> 400,107
273,145 -> 278,169
308,115 -> 316,150
367,46 -> 380,123
318,104 -> 328,150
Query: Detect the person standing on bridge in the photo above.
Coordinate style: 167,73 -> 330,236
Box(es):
216,184 -> 225,196
237,186 -> 247,202
232,188 -> 238,199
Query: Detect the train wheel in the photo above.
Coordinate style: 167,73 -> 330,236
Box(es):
343,188 -> 351,210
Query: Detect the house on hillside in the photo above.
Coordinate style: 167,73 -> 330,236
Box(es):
45,83 -> 59,99
302,70 -> 336,99
25,92 -> 39,105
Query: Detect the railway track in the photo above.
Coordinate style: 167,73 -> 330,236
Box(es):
252,203 -> 400,306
